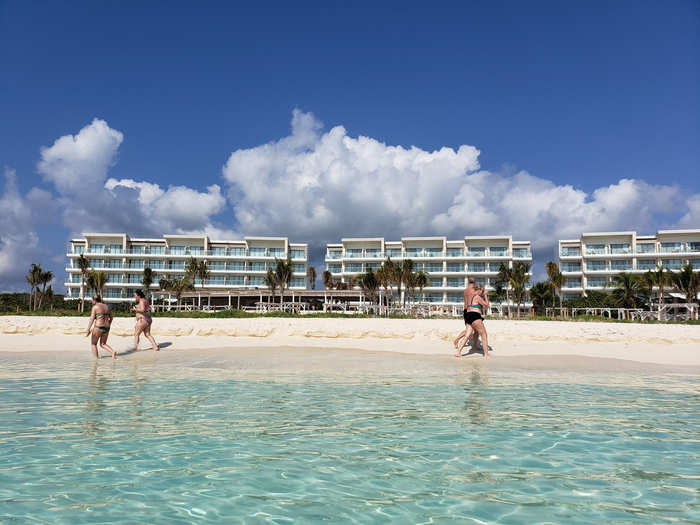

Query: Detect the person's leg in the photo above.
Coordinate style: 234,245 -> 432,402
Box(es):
90,329 -> 100,358
100,331 -> 117,359
143,322 -> 158,351
453,328 -> 467,348
472,320 -> 489,357
456,325 -> 474,356
134,321 -> 144,350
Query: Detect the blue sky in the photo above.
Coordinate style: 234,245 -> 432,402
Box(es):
1,1 -> 698,290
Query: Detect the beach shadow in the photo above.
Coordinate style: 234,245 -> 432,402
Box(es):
457,344 -> 493,358
114,342 -> 172,357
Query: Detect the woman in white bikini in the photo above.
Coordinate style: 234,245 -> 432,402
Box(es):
131,289 -> 159,352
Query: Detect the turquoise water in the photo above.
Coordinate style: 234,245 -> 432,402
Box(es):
0,349 -> 698,524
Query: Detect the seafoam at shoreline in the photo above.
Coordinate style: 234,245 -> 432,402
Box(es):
1,316 -> 699,367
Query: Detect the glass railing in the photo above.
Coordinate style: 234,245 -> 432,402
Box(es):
585,248 -> 606,255
560,248 -> 581,256
513,250 -> 531,258
467,251 -> 486,257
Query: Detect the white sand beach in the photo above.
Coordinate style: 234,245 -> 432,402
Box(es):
1,316 -> 699,367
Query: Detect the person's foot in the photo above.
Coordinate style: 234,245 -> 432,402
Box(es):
153,347 -> 159,352
454,352 -> 462,357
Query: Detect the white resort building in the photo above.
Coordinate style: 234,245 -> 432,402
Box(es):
65,233 -> 308,303
558,229 -> 700,300
325,236 -> 533,306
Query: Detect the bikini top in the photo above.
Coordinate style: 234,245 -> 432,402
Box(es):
469,292 -> 484,309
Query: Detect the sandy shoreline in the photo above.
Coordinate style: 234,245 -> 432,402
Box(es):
1,316 -> 699,367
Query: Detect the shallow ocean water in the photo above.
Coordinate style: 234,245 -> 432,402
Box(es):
0,348 -> 698,524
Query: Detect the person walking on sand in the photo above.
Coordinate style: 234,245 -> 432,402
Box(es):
86,295 -> 117,359
453,283 -> 481,352
131,289 -> 159,352
455,280 -> 490,357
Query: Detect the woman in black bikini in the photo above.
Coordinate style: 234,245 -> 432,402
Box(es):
455,280 -> 490,357
86,295 -> 117,359
131,289 -> 158,352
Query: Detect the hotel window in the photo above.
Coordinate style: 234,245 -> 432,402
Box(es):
513,247 -> 530,258
423,293 -> 443,303
105,289 -> 122,299
690,260 -> 700,269
130,245 -> 146,254
660,242 -> 681,253
446,263 -> 464,272
110,275 -> 124,283
210,261 -> 226,271
425,248 -> 442,257
327,250 -> 342,259
74,245 -> 85,254
489,247 -> 507,257
365,249 -> 381,258
170,245 -> 185,255
487,263 -> 502,272
637,259 -> 657,270
249,247 -> 266,257
467,247 -> 486,257
211,247 -> 227,256
562,262 -> 581,272
413,263 -> 424,271
405,248 -> 423,257
386,248 -> 403,258
209,276 -> 226,285
293,264 -> 305,273
189,246 -> 204,256
109,244 -> 122,254
290,249 -> 306,259
469,262 -> 486,272
107,259 -> 120,269
269,248 -> 285,258
291,277 -> 306,288
610,261 -> 631,271
89,244 -> 105,254
169,261 -> 185,270
474,278 -> 488,287
249,262 -> 266,271
149,261 -> 165,269
585,244 -> 605,255
228,276 -> 245,285
127,274 -> 142,284
249,276 -> 264,286
688,242 -> 700,252
446,293 -> 463,303
587,261 -> 607,271
564,278 -> 582,288
328,264 -> 341,273
228,262 -> 245,271
129,260 -> 145,269
425,263 -> 443,272
90,259 -> 105,268
447,278 -> 464,288
636,243 -> 655,254
150,245 -> 165,255
428,278 -> 442,287
587,277 -> 607,288
366,263 -> 381,271
346,263 -> 362,273
610,243 -> 631,254
230,247 -> 246,256
446,247 -> 464,257
663,259 -> 682,270
70,274 -> 81,283
346,248 -> 363,258
560,246 -> 581,256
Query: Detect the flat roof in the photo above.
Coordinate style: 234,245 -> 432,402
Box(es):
464,235 -> 510,240
341,237 -> 384,242
658,229 -> 700,235
581,231 -> 635,237
401,236 -> 446,241
244,236 -> 288,242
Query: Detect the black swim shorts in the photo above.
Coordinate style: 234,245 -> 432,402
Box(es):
463,310 -> 483,325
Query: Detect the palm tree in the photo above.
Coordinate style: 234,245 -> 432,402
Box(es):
44,285 -> 55,311
375,264 -> 390,312
414,270 -> 428,305
529,281 -> 553,315
398,259 -> 414,307
670,263 -> 698,317
641,271 -> 656,311
509,262 -> 531,318
497,263 -> 513,318
357,270 -> 379,306
322,270 -> 334,290
77,254 -> 90,312
142,267 -> 154,300
378,258 -> 396,306
306,266 -> 317,290
86,270 -> 108,298
25,263 -> 41,311
37,269 -> 54,309
610,273 -> 642,314
274,257 -> 293,303
159,275 -> 194,309
545,261 -> 565,315
264,268 -> 278,304
647,265 -> 671,320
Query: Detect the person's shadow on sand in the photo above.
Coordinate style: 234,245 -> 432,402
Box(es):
116,342 -> 173,357
457,342 -> 493,357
